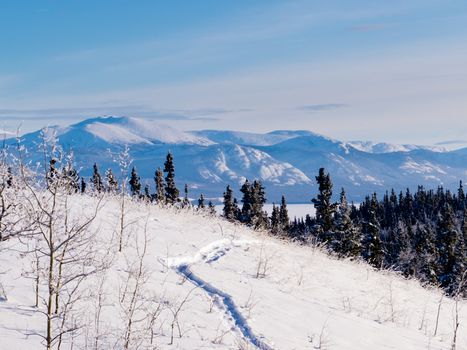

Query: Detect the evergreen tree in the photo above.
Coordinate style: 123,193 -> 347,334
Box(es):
436,203 -> 461,292
80,177 -> 86,194
163,152 -> 179,204
61,161 -> 79,193
251,180 -> 268,229
233,198 -> 241,220
312,168 -> 337,244
6,167 -> 13,188
458,180 -> 465,211
240,179 -> 253,224
208,201 -> 216,215
47,158 -> 59,187
223,185 -> 236,221
105,169 -> 119,193
362,193 -> 385,267
154,168 -> 165,204
182,184 -> 190,207
270,203 -> 281,234
92,163 -> 104,193
129,166 -> 141,196
198,193 -> 205,209
334,188 -> 361,258
413,224 -> 438,284
279,195 -> 290,232
144,184 -> 150,199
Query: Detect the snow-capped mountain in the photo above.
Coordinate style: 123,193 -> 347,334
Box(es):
346,140 -> 447,154
8,116 -> 467,202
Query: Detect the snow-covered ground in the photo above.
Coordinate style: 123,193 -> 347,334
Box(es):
0,195 -> 465,349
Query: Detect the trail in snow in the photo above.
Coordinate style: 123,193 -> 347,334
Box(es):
166,238 -> 274,350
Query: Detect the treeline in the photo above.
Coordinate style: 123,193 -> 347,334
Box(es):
222,171 -> 466,298
4,150 -> 465,297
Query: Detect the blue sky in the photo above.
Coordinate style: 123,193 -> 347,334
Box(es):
1,0 -> 466,146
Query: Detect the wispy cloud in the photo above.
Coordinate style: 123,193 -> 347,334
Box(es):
349,23 -> 387,32
0,105 -> 248,122
299,104 -> 348,112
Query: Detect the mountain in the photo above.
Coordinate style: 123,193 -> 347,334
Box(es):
8,116 -> 467,202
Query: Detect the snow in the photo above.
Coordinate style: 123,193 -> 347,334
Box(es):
347,141 -> 447,154
84,116 -> 214,145
1,194 -> 465,349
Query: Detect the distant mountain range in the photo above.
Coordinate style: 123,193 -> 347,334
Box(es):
7,116 -> 467,203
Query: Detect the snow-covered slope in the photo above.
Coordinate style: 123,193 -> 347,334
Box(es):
0,195 -> 465,349
8,116 -> 467,202
347,141 -> 447,154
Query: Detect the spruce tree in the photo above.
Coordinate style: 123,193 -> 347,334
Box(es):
208,201 -> 216,215
362,193 -> 385,267
251,180 -> 268,229
182,184 -> 190,207
5,167 -> 13,187
240,179 -> 253,224
163,152 -> 179,204
144,184 -> 150,199
80,177 -> 86,194
129,166 -> 141,196
334,188 -> 361,258
61,161 -> 79,193
413,224 -> 438,284
312,168 -> 337,244
436,203 -> 461,292
92,163 -> 104,193
198,193 -> 205,209
154,168 -> 165,204
223,185 -> 236,221
270,203 -> 281,234
458,180 -> 465,211
279,195 -> 290,232
105,169 -> 118,193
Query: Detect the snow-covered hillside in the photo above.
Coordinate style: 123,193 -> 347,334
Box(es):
0,194 -> 465,349
6,116 -> 467,202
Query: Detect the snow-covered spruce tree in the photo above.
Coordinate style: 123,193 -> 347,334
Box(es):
412,223 -> 438,284
154,167 -> 165,204
222,185 -> 236,221
105,168 -> 119,193
129,166 -> 141,197
270,203 -> 281,234
361,193 -> 385,268
208,201 -> 216,215
436,203 -> 462,294
251,180 -> 268,229
163,152 -> 179,204
80,177 -> 86,193
60,153 -> 80,193
144,184 -> 151,200
279,195 -> 290,232
198,193 -> 205,209
182,184 -> 190,208
312,168 -> 337,245
334,188 -> 361,258
92,162 -> 104,193
240,179 -> 253,224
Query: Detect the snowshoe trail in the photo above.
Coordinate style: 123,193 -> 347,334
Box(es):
166,238 -> 274,350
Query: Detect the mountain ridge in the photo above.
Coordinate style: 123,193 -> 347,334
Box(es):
6,116 -> 467,202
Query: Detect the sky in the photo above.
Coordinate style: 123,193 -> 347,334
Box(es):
0,0 -> 467,146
